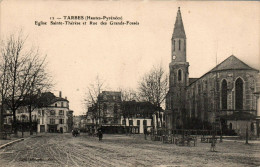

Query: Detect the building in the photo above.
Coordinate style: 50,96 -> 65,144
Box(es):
73,115 -> 87,130
86,105 -> 97,131
67,110 -> 74,132
86,91 -> 122,133
97,91 -> 122,125
165,7 -> 259,136
86,91 -> 161,133
4,91 -> 73,133
255,75 -> 260,137
121,101 -> 159,133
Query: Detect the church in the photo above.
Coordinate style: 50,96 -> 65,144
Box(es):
165,7 -> 260,137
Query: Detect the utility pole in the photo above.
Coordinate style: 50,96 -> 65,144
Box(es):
211,47 -> 219,151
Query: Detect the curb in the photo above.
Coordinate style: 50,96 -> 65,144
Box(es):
0,138 -> 24,149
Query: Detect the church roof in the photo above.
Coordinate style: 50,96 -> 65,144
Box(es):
172,7 -> 186,39
189,55 -> 258,86
210,55 -> 258,72
189,78 -> 199,84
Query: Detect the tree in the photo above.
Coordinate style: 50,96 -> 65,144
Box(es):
118,87 -> 140,102
84,75 -> 108,127
85,75 -> 107,106
138,64 -> 168,129
0,44 -> 10,134
117,88 -> 139,134
0,33 -> 52,135
23,65 -> 52,135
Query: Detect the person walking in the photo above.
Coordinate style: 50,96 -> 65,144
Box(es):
97,128 -> 103,141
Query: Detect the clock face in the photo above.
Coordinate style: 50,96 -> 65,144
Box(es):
172,55 -> 176,60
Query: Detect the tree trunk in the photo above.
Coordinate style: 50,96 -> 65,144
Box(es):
0,103 -> 4,139
123,116 -> 127,135
12,108 -> 18,135
156,112 -> 159,130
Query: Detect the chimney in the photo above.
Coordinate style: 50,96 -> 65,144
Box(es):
65,96 -> 67,100
59,91 -> 62,98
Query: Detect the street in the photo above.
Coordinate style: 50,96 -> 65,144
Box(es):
0,133 -> 259,167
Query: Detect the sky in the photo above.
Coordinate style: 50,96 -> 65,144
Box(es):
0,1 -> 259,115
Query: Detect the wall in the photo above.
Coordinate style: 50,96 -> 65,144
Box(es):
186,69 -> 258,123
227,120 -> 256,137
121,117 -> 152,133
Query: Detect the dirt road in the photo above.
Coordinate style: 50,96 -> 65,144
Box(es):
0,133 -> 259,167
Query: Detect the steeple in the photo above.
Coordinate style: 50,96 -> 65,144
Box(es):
171,7 -> 187,63
172,7 -> 186,39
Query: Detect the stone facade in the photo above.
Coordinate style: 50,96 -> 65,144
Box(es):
86,92 -> 161,133
97,91 -> 122,125
165,8 -> 259,136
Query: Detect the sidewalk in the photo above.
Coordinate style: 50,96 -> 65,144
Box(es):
0,131 -> 40,148
223,139 -> 260,144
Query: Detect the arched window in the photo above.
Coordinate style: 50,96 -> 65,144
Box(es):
178,69 -> 182,81
179,39 -> 181,50
221,79 -> 228,109
173,40 -> 175,51
235,78 -> 243,110
229,123 -> 232,130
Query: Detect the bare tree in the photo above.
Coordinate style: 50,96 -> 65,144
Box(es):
0,46 -> 10,134
84,75 -> 108,127
138,64 -> 168,129
0,33 -> 52,135
85,75 -> 108,107
118,87 -> 139,134
23,55 -> 52,135
118,87 -> 140,102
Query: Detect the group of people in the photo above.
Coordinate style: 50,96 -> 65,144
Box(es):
72,129 -> 80,137
72,127 -> 103,141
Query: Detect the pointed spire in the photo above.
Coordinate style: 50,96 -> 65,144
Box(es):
172,7 -> 186,38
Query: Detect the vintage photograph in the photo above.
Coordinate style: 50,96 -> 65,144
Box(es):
0,1 -> 259,166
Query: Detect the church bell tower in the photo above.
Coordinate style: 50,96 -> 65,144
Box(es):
168,7 -> 189,129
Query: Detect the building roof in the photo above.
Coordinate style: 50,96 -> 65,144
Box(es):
189,55 -> 259,86
210,55 -> 259,72
122,101 -> 160,113
52,97 -> 69,103
38,92 -> 68,107
172,7 -> 186,39
189,78 -> 199,85
98,91 -> 121,102
101,91 -> 121,96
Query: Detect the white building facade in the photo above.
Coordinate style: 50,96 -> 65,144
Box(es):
4,92 -> 71,133
121,117 -> 152,134
37,99 -> 70,133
